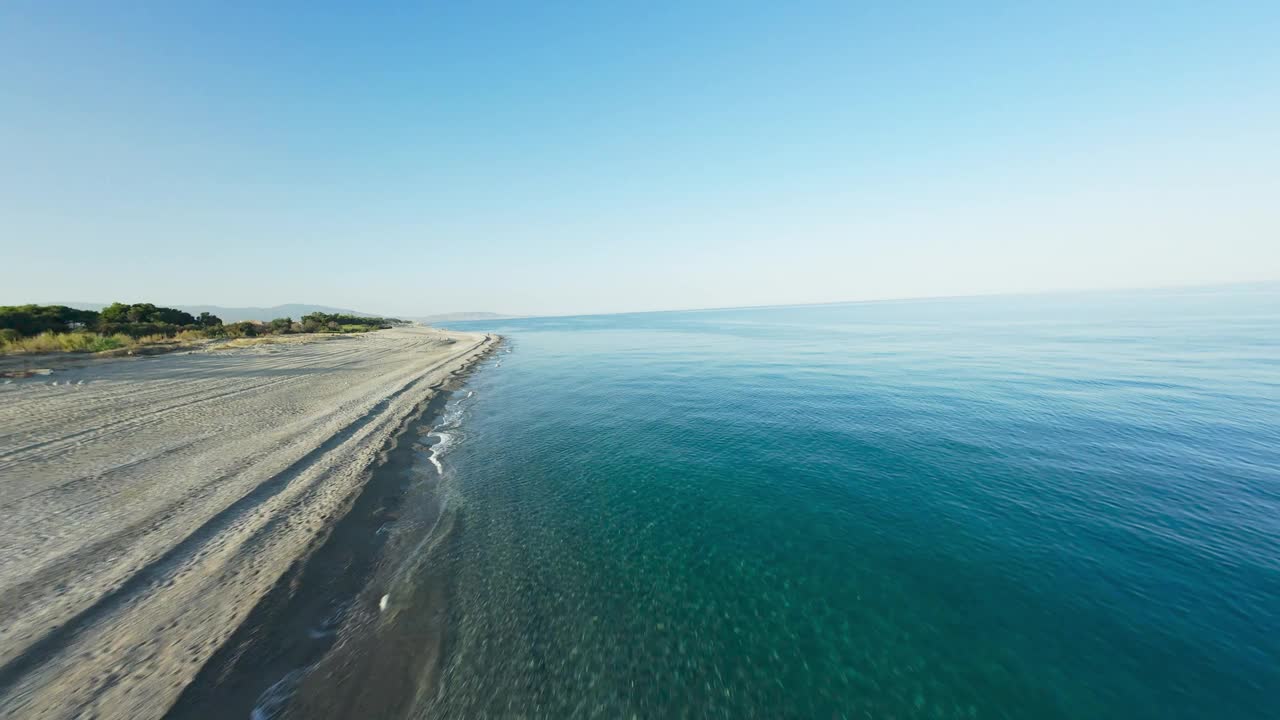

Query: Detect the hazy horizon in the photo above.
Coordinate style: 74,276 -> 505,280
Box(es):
15,278 -> 1276,324
4,3 -> 1278,316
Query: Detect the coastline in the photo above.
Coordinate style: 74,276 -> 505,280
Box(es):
169,344 -> 499,720
0,326 -> 498,719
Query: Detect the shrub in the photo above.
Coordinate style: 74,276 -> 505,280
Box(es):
223,322 -> 259,339
56,333 -> 98,352
98,322 -> 181,338
0,331 -> 97,354
88,335 -> 130,352
19,332 -> 70,353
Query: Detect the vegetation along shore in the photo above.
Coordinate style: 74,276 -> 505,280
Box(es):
0,303 -> 407,355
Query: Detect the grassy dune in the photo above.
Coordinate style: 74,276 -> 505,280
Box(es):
0,329 -> 209,355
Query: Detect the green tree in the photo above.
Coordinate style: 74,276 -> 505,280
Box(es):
153,306 -> 196,325
125,303 -> 158,323
100,302 -> 131,324
0,304 -> 101,336
197,312 -> 223,328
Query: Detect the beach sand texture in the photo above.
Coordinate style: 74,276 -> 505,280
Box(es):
0,326 -> 494,719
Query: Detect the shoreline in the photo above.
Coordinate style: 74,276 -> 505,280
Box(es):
168,340 -> 500,719
0,327 -> 498,719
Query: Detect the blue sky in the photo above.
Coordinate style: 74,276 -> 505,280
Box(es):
3,1 -> 1278,316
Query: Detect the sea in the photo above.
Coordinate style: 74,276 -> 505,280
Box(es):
320,285 -> 1280,718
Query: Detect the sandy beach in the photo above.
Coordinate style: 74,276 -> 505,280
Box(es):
0,326 -> 495,719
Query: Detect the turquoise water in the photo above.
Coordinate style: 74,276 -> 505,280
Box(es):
424,285 -> 1279,718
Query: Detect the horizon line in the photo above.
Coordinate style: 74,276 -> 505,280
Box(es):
12,278 -> 1276,324
436,278 -> 1279,325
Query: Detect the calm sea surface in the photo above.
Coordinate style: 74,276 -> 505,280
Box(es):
415,286 -> 1279,718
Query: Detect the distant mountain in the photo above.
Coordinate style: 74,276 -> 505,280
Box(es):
409,312 -> 519,325
46,302 -> 379,323
175,304 -> 379,322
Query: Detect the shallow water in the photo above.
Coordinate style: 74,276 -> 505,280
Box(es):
405,285 -> 1276,718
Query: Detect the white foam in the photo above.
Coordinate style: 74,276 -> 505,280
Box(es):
427,431 -> 450,473
425,392 -> 471,474
437,400 -> 466,430
250,668 -> 306,720
379,594 -> 389,612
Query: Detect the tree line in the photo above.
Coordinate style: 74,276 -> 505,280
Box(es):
219,312 -> 409,338
0,303 -> 406,343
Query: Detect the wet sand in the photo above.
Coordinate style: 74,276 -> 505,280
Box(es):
0,327 -> 496,719
169,370 -> 478,720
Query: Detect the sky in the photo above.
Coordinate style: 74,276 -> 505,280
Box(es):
2,1 -> 1278,317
